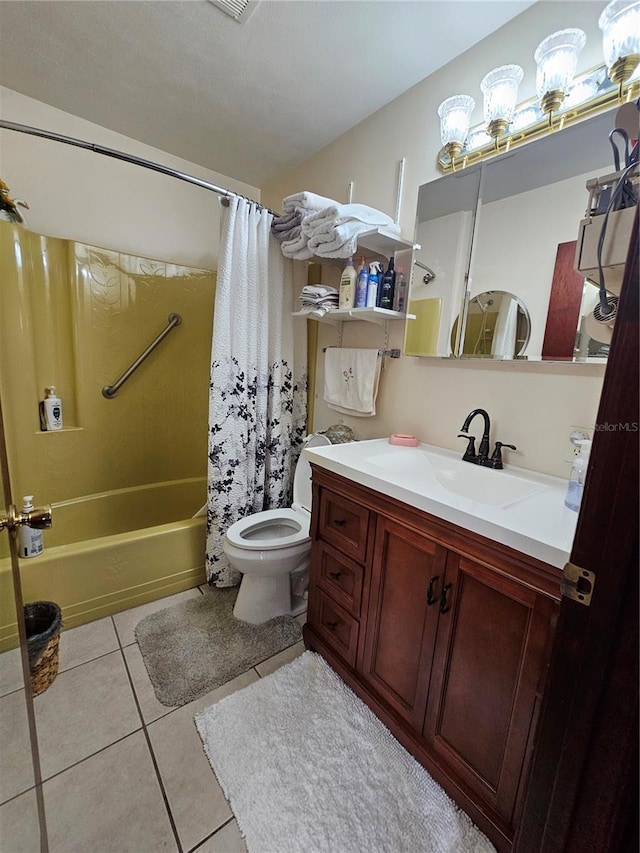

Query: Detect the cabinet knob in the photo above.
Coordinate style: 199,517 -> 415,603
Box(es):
329,571 -> 342,580
427,575 -> 440,606
333,518 -> 346,527
439,583 -> 453,614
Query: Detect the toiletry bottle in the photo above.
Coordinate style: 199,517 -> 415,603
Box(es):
379,257 -> 396,309
564,439 -> 592,512
393,270 -> 407,313
18,496 -> 44,558
338,258 -> 357,310
366,262 -> 381,308
40,387 -> 63,431
355,256 -> 368,308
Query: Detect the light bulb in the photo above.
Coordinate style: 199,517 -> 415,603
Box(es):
599,0 -> 640,85
480,65 -> 524,138
534,28 -> 586,114
437,95 -> 475,160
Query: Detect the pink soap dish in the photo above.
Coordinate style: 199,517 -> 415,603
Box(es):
388,434 -> 419,447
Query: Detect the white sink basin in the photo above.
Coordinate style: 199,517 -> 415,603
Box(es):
304,438 -> 578,568
364,448 -> 546,508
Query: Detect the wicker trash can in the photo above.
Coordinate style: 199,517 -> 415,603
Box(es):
24,601 -> 62,696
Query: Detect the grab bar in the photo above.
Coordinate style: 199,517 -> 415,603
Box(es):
102,313 -> 182,398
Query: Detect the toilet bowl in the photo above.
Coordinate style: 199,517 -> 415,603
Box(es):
223,433 -> 332,624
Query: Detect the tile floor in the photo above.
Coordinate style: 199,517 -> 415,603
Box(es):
0,586 -> 306,853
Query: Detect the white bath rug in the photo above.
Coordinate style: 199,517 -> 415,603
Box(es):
195,651 -> 496,853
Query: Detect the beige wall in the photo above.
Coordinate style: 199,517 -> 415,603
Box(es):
262,1 -> 607,478
0,86 -> 259,269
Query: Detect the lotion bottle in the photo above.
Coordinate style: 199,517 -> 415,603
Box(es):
338,258 -> 356,310
564,439 -> 592,512
41,387 -> 63,431
355,256 -> 368,308
18,496 -> 44,558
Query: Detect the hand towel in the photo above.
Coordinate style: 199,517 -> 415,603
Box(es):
282,191 -> 338,213
323,348 -> 382,417
302,202 -> 398,232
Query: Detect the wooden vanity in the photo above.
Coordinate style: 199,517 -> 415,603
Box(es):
303,465 -> 562,853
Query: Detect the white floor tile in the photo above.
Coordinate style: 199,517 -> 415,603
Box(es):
34,650 -> 140,779
0,647 -> 26,698
147,670 -> 259,853
0,690 -> 35,804
112,588 -> 202,647
43,730 -> 177,853
0,789 -> 41,853
254,640 -> 305,678
58,616 -> 119,673
123,643 -> 176,724
194,819 -> 247,853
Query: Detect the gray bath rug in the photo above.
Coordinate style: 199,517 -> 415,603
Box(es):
135,588 -> 302,707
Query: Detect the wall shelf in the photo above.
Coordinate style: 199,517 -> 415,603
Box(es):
292,307 -> 415,327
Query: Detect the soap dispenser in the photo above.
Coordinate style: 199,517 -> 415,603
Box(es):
564,439 -> 592,512
18,496 -> 44,558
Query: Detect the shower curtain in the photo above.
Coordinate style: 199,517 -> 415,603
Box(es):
492,295 -> 519,359
206,197 -> 307,586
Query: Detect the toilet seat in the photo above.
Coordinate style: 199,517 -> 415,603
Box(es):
225,507 -> 310,551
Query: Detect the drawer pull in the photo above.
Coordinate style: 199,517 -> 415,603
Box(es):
333,518 -> 347,527
329,571 -> 342,580
325,620 -> 339,630
439,583 -> 453,614
427,575 -> 440,606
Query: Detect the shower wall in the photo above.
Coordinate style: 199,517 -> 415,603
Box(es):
0,222 -> 215,506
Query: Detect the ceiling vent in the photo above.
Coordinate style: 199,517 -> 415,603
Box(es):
206,0 -> 259,23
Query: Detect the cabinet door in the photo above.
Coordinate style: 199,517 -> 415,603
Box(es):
423,551 -> 557,825
362,516 -> 446,729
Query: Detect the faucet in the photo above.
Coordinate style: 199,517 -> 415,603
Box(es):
457,408 -> 516,468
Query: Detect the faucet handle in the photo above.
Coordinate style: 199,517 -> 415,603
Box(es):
457,433 -> 477,463
489,441 -> 517,469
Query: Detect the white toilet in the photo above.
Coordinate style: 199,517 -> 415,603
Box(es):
223,433 -> 332,624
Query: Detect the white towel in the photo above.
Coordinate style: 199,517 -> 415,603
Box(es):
308,220 -> 400,259
302,203 -> 398,233
323,348 -> 382,417
280,231 -> 314,260
282,191 -> 338,213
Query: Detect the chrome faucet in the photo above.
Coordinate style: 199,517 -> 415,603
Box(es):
458,408 -> 516,469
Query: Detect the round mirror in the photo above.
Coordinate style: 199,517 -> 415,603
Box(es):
451,291 -> 531,358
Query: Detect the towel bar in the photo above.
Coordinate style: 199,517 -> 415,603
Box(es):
322,347 -> 400,358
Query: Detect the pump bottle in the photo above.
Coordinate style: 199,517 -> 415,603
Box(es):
18,496 -> 44,558
338,258 -> 357,310
564,439 -> 592,512
366,262 -> 382,308
40,387 -> 63,431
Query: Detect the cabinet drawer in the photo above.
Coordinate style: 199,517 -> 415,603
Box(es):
317,489 -> 370,563
309,591 -> 359,668
316,544 -> 363,618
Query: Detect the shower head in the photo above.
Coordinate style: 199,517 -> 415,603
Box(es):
476,296 -> 494,312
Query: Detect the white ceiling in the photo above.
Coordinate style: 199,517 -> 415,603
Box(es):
0,0 -> 535,187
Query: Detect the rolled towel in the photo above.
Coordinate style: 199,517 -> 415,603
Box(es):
282,191 -> 338,213
302,202 -> 397,232
271,207 -> 306,233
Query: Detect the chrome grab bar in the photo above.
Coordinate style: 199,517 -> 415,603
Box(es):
102,313 -> 182,398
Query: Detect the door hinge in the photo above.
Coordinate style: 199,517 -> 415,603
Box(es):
561,562 -> 595,606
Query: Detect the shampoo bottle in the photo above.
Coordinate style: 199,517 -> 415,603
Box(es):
355,256 -> 368,308
366,262 -> 381,308
564,439 -> 592,512
338,258 -> 357,310
379,257 -> 396,309
18,496 -> 44,558
40,387 -> 63,431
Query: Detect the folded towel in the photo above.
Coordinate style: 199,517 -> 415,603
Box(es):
282,191 -> 338,213
271,208 -> 306,232
272,224 -> 302,244
302,203 -> 398,233
306,220 -> 400,259
323,348 -> 382,417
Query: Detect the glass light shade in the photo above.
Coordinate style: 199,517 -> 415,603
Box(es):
480,65 -> 524,129
437,95 -> 475,149
534,28 -> 586,110
599,0 -> 640,82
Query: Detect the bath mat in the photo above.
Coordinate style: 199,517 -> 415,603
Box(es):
135,588 -> 301,706
195,651 -> 496,853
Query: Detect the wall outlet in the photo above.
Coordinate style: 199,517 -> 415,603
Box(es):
563,426 -> 594,463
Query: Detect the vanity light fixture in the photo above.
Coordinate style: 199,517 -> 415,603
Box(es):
534,28 -> 586,120
599,0 -> 640,92
437,95 -> 475,165
480,64 -> 524,142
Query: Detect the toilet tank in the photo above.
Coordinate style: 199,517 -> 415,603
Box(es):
292,433 -> 331,513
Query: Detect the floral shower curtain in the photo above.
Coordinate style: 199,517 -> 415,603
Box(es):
206,197 -> 307,586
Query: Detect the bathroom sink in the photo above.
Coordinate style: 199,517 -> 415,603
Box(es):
364,448 -> 547,508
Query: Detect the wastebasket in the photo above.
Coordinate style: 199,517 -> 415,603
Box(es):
24,601 -> 62,696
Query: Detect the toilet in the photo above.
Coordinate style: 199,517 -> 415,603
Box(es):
223,433 -> 332,624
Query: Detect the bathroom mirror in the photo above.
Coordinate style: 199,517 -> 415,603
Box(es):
405,107 -> 618,361
451,291 -> 531,359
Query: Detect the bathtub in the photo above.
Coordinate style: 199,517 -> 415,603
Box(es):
0,478 -> 207,651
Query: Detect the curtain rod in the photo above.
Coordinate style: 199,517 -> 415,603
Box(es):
0,119 -> 278,216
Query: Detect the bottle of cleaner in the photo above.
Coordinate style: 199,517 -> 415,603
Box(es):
40,387 -> 63,431
366,262 -> 382,308
564,439 -> 592,512
393,271 -> 407,313
338,258 -> 357,310
18,496 -> 44,558
355,256 -> 368,308
379,257 -> 396,310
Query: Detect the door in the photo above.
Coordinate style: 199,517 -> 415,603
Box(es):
423,550 -> 558,826
0,396 -> 48,850
362,516 -> 445,729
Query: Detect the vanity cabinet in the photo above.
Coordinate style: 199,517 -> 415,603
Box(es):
304,466 -> 561,853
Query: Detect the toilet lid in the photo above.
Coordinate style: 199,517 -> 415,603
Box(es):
293,433 -> 332,511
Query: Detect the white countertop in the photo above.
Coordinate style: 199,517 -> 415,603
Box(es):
304,438 -> 577,569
